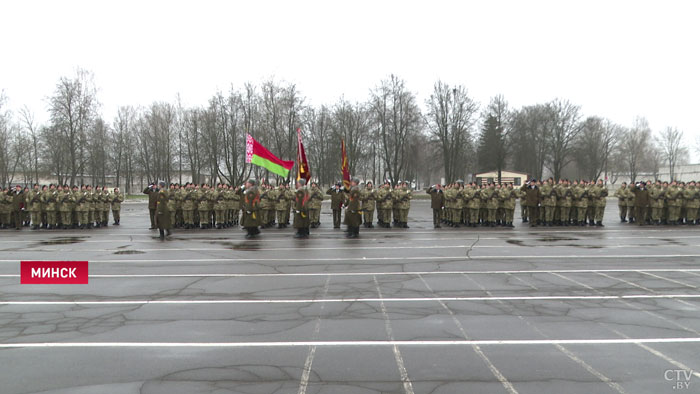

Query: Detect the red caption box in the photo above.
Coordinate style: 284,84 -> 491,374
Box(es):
20,261 -> 89,284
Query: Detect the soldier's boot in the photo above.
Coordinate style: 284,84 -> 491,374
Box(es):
508,222 -> 514,228
166,229 -> 172,236
404,222 -> 409,229
216,223 -> 222,229
159,229 -> 165,240
596,221 -> 604,227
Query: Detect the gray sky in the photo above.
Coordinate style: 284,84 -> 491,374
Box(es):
2,0 -> 699,158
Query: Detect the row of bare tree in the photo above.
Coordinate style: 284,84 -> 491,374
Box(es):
0,69 -> 691,192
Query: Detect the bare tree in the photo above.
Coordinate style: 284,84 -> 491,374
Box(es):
545,99 -> 582,181
48,69 -> 98,185
426,81 -> 479,183
656,127 -> 689,181
619,117 -> 652,183
369,75 -> 423,183
509,104 -> 551,180
332,99 -> 371,179
18,106 -> 41,183
112,106 -> 137,192
574,117 -> 620,181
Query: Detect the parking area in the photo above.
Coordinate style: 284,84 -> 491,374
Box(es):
1,201 -> 699,394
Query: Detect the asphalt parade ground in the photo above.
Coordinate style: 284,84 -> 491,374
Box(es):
1,200 -> 700,394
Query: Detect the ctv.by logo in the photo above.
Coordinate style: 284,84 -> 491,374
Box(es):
665,369 -> 693,390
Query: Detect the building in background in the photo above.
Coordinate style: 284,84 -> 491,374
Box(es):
475,170 -> 528,186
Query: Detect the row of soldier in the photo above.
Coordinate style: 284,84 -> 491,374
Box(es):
1,184 -> 124,230
615,180 -> 700,225
427,178 -> 608,228
143,180 -> 414,231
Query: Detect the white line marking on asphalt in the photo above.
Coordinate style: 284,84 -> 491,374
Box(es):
464,273 -> 627,394
419,275 -> 519,394
3,255 -> 700,262
3,338 -> 700,348
5,244 -> 700,253
552,273 -> 700,336
374,276 -> 415,394
638,271 -> 697,289
2,294 -> 699,306
5,234 -> 700,243
597,272 -> 698,309
3,268 -> 700,279
607,327 -> 700,379
298,276 -> 330,394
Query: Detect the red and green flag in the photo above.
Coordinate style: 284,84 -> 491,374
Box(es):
245,134 -> 294,177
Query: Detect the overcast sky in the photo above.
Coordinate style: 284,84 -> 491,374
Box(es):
1,0 -> 698,159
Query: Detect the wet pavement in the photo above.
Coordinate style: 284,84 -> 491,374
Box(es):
1,201 -> 699,393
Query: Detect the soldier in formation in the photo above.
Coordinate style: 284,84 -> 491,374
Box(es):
293,178 -> 311,238
616,179 -> 700,226
1,183 -> 123,230
344,178 -> 362,238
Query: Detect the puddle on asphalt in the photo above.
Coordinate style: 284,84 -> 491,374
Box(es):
537,235 -> 577,242
563,244 -> 603,249
506,239 -> 530,247
113,250 -> 146,255
208,241 -> 261,251
36,237 -> 86,246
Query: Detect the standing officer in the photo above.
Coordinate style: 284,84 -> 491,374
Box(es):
376,181 -> 392,228
197,184 -> 212,229
181,183 -> 195,229
275,183 -> 289,229
8,185 -> 24,230
344,178 -> 362,238
241,179 -> 261,239
360,181 -> 376,228
427,183 -> 444,228
155,181 -> 171,240
26,184 -> 42,230
231,184 -> 241,226
44,184 -> 58,229
327,182 -> 346,229
684,181 -> 699,225
648,180 -> 664,225
213,183 -> 227,229
591,179 -> 608,226
521,180 -> 540,227
465,183 -> 480,227
308,182 -> 323,228
632,181 -> 650,225
293,179 -> 311,238
143,183 -> 158,229
614,182 -> 630,222
0,186 -> 12,229
110,187 -> 124,225
666,180 -> 682,225
57,185 -> 73,229
395,181 -> 412,228
502,183 -> 516,228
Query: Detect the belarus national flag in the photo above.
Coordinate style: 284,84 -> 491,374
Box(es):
245,134 -> 295,177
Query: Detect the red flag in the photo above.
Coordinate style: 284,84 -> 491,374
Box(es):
341,139 -> 350,189
297,128 -> 311,182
